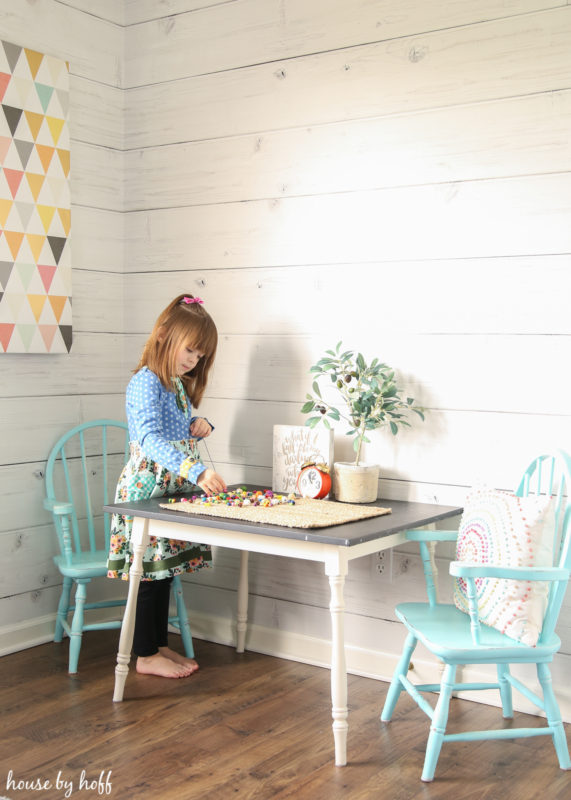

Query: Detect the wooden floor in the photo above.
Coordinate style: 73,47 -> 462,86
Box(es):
1,631 -> 570,800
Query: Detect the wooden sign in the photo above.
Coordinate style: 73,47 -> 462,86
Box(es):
272,424 -> 334,494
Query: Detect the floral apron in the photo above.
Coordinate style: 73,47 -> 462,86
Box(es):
107,438 -> 212,581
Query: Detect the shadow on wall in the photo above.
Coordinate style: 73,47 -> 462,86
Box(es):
230,331 -> 306,486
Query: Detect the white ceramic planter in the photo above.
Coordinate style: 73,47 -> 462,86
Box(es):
333,462 -> 379,504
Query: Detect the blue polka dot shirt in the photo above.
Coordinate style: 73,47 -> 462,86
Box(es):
126,367 -> 206,483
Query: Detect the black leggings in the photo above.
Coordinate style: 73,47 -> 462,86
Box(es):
133,577 -> 173,657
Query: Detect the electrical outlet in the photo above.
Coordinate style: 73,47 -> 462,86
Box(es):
372,550 -> 392,579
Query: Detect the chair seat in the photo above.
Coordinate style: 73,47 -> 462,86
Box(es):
395,602 -> 561,663
53,551 -> 109,578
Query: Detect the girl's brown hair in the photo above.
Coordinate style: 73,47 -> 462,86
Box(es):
135,294 -> 218,407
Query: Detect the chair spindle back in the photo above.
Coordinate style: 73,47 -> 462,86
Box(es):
45,420 -> 129,560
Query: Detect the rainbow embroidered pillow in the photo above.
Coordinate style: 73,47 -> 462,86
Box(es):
453,487 -> 554,646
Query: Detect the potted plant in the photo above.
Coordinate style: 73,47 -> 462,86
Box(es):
301,342 -> 425,503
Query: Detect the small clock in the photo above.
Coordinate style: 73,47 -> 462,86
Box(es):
297,462 -> 331,499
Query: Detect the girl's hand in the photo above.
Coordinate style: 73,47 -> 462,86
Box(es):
196,469 -> 227,495
190,417 -> 212,439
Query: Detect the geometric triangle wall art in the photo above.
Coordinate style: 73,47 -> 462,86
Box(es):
0,40 -> 71,353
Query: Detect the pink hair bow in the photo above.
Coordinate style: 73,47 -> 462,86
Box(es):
182,296 -> 204,304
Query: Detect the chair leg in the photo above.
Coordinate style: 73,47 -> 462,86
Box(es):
68,579 -> 89,674
421,663 -> 457,782
54,576 -> 72,642
497,663 -> 513,718
381,632 -> 417,722
537,662 -> 571,770
172,575 -> 194,659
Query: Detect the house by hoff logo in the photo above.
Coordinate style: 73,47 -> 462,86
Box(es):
5,769 -> 112,797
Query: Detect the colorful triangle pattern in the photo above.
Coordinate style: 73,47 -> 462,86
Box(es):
0,39 -> 71,353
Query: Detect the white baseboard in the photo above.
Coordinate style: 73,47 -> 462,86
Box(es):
2,609 -> 570,724
0,607 -> 121,657
0,614 -> 56,657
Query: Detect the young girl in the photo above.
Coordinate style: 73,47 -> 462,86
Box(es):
107,294 -> 226,678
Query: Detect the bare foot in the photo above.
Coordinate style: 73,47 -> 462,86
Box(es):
159,646 -> 199,674
136,652 -> 194,678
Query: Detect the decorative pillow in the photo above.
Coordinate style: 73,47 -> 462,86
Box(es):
453,486 -> 554,646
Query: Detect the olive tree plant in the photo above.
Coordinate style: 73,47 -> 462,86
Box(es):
301,342 -> 425,465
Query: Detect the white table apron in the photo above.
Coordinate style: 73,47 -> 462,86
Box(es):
112,515 -> 404,766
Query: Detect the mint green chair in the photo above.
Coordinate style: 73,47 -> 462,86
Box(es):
381,451 -> 571,781
44,419 -> 194,673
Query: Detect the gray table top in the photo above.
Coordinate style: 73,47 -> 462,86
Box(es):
104,485 -> 462,548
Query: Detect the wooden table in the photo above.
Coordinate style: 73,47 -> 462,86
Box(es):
104,489 -> 461,766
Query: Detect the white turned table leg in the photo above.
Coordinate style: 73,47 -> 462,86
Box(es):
236,549 -> 249,653
328,570 -> 348,766
113,516 -> 148,702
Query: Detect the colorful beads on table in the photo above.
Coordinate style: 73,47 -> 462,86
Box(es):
167,487 -> 296,507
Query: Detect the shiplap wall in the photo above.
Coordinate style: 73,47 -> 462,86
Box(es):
1,0 -> 570,718
0,0 -> 125,652
122,0 -> 571,717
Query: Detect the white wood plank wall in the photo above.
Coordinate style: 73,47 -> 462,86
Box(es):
1,0 -> 570,719
0,0 -> 126,652
123,0 -> 571,717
